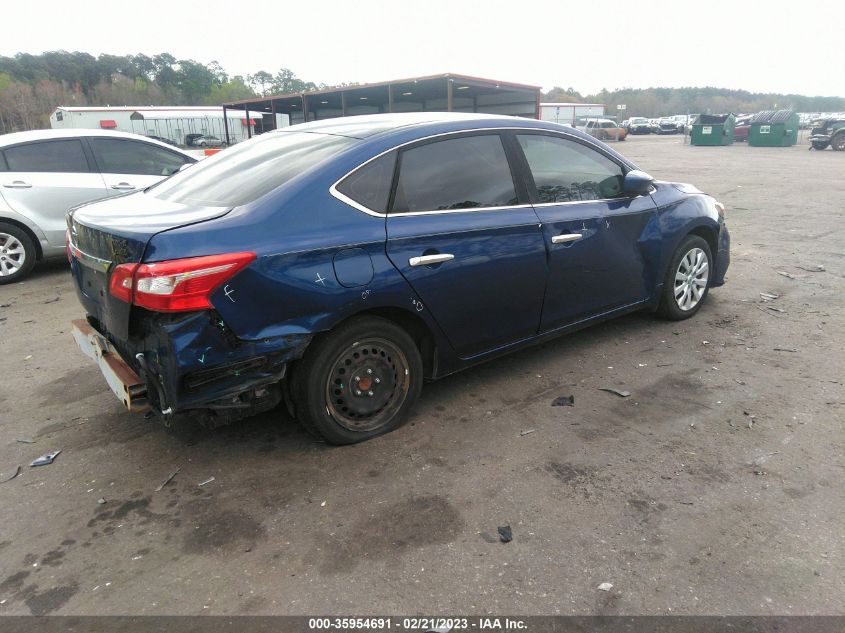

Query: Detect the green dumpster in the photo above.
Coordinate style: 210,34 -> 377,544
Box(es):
748,110 -> 799,147
691,113 -> 736,146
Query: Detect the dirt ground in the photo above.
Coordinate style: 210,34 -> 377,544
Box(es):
0,134 -> 842,617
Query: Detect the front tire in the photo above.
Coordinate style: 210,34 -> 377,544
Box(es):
812,141 -> 830,150
291,316 -> 423,444
0,222 -> 37,284
657,235 -> 713,320
831,134 -> 845,151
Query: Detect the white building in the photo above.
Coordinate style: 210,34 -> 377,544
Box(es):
50,106 -> 288,145
539,102 -> 606,126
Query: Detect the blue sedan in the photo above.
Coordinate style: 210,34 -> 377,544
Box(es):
68,113 -> 730,444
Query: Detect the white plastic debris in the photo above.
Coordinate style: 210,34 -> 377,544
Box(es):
598,582 -> 613,591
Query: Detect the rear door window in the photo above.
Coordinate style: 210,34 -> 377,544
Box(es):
90,138 -> 190,176
391,134 -> 517,213
516,134 -> 626,203
4,139 -> 90,173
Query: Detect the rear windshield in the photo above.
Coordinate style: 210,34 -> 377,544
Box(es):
148,131 -> 356,206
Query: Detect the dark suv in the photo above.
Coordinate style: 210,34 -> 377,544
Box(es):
809,118 -> 845,151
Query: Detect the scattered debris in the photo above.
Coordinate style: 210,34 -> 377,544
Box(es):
551,395 -> 575,407
759,292 -> 779,302
767,306 -> 786,313
519,429 -> 536,436
497,525 -> 513,543
734,379 -> 746,385
97,498 -> 107,505
155,467 -> 180,492
320,500 -> 326,507
0,303 -> 11,308
599,387 -> 631,398
754,305 -> 784,318
24,355 -> 32,360
773,348 -> 797,352
30,450 -> 61,467
743,411 -> 756,429
753,470 -> 767,476
198,477 -> 215,487
598,582 -> 613,592
15,438 -> 35,444
702,340 -> 710,345
776,271 -> 796,279
796,265 -> 825,272
43,297 -> 60,304
749,452 -> 780,467
479,531 -> 498,544
1,466 -> 22,483
657,363 -> 674,367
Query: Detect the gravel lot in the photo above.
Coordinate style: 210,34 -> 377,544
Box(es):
0,134 -> 842,616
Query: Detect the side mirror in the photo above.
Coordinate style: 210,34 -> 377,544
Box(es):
623,169 -> 654,196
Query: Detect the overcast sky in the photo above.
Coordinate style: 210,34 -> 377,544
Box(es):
2,0 -> 842,97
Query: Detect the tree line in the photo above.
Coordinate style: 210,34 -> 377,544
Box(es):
2,51 -> 843,133
544,86 -> 845,118
0,51 -> 324,133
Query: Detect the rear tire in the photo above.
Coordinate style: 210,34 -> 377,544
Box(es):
0,222 -> 37,285
657,235 -> 713,320
290,316 -> 423,445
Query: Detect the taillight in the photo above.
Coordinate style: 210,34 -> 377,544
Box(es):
109,263 -> 138,303
109,252 -> 256,312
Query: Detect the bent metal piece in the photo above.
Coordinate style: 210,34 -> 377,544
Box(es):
71,319 -> 149,413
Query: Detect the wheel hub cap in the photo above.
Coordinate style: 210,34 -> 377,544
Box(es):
673,247 -> 709,311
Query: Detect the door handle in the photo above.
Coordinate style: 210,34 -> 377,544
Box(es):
551,233 -> 583,244
3,181 -> 32,188
110,182 -> 136,190
409,253 -> 455,267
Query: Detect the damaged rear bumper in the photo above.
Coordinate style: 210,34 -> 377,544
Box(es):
72,312 -> 312,417
72,319 -> 150,413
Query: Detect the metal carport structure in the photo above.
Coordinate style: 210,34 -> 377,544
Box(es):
220,73 -> 542,144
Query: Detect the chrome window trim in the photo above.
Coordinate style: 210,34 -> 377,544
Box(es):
328,126 -> 633,218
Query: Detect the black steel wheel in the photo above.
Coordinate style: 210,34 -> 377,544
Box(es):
291,316 -> 423,444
